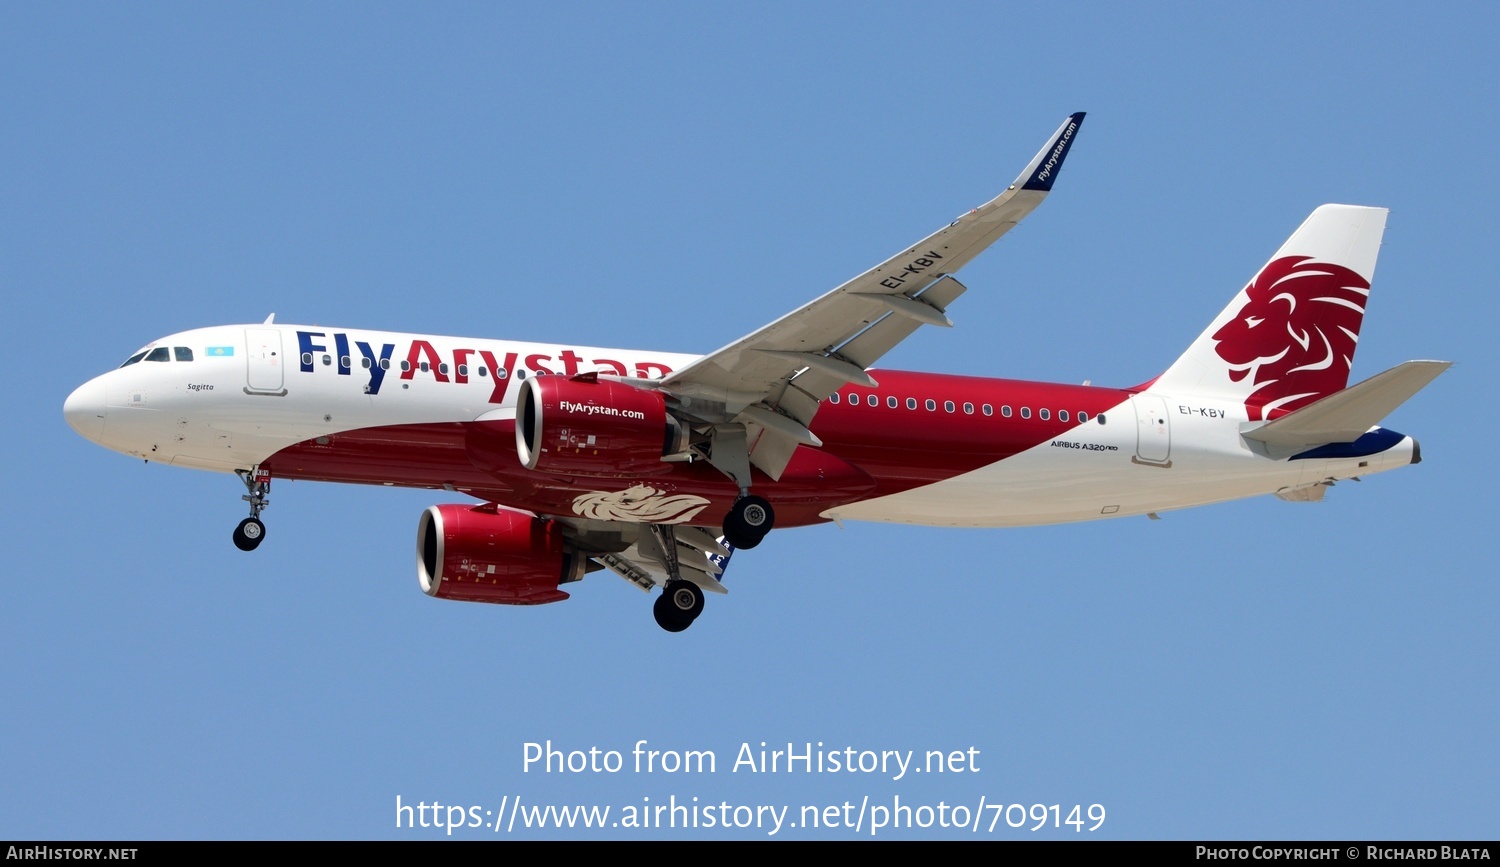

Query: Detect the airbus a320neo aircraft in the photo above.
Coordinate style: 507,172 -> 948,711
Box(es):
65,113 -> 1449,631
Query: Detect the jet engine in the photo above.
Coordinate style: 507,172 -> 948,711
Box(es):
416,504 -> 586,605
515,375 -> 688,476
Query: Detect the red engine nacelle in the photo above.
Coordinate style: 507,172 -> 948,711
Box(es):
515,375 -> 686,476
416,504 -> 586,605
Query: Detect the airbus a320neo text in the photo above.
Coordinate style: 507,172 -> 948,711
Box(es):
65,113 -> 1448,631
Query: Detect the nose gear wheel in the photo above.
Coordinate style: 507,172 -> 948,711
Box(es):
232,467 -> 271,552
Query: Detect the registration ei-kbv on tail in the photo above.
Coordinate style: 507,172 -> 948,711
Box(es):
64,113 -> 1448,631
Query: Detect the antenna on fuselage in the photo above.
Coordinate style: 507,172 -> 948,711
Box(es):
263,313 -> 276,325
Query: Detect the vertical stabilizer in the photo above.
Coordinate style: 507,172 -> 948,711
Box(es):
1148,205 -> 1387,420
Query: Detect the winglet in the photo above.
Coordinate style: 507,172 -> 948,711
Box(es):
708,539 -> 734,584
1016,112 -> 1086,192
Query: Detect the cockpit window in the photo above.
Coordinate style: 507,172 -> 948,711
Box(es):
145,347 -> 170,362
119,351 -> 148,368
174,347 -> 194,362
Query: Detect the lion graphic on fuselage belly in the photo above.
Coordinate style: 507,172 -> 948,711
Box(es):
1211,255 -> 1369,421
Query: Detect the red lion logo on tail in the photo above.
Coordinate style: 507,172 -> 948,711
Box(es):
1212,255 -> 1369,421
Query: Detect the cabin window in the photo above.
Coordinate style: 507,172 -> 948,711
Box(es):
1021,407 -> 1031,419
828,393 -> 839,404
340,355 -> 351,369
1001,405 -> 1012,418
1039,408 -> 1050,420
174,347 -> 194,362
1078,411 -> 1089,423
320,354 -> 331,367
457,364 -> 468,377
419,361 -> 429,372
925,399 -> 936,411
361,358 -> 372,369
887,396 -> 898,409
478,367 -> 488,377
963,402 -> 974,415
1097,413 -> 1106,424
439,363 -> 449,375
867,394 -> 878,407
982,404 -> 993,416
1059,409 -> 1069,422
907,397 -> 917,410
400,360 -> 411,372
495,368 -> 506,379
380,359 -> 391,370
517,370 -> 527,380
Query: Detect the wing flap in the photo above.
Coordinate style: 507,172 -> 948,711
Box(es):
839,275 -> 968,370
596,530 -> 732,594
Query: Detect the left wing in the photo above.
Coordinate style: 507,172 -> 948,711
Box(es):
660,112 -> 1086,480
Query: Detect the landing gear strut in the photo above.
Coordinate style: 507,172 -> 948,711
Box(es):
233,467 -> 270,551
722,494 -> 774,550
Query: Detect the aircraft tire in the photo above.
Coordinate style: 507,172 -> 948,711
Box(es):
723,496 -> 774,549
233,517 -> 266,552
722,514 -> 757,549
653,593 -> 693,632
665,579 -> 705,620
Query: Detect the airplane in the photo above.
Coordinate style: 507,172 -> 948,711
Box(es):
63,112 -> 1449,632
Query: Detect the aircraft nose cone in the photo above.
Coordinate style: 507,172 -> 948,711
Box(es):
64,378 -> 107,442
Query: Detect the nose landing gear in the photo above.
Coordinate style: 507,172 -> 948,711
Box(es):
232,467 -> 271,551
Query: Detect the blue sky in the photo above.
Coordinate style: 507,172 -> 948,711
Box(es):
4,3 -> 1495,840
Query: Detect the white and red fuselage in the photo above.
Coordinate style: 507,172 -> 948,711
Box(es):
61,115 -> 1445,630
62,322 -> 1418,532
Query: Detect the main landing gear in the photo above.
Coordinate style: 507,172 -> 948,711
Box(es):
722,494 -> 774,550
232,467 -> 270,551
653,579 -> 705,633
648,494 -> 770,631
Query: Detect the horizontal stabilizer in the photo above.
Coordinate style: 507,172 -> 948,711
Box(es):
1242,360 -> 1451,448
